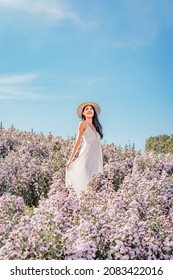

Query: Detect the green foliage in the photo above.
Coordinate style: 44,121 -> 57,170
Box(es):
113,174 -> 124,192
145,134 -> 173,154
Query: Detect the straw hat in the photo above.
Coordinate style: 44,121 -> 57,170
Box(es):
77,101 -> 101,118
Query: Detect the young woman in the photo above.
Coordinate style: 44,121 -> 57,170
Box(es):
66,101 -> 103,197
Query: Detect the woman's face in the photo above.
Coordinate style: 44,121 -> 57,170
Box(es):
82,105 -> 94,118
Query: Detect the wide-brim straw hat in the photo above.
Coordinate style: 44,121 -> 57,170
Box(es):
77,101 -> 101,118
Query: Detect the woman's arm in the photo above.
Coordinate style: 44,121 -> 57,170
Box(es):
66,121 -> 86,168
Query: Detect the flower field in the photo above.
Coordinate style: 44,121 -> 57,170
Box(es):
0,127 -> 173,260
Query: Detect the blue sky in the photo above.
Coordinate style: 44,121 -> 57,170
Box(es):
0,0 -> 173,151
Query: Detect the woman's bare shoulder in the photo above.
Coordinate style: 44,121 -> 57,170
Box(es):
78,120 -> 87,132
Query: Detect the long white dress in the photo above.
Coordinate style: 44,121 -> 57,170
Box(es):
66,122 -> 103,197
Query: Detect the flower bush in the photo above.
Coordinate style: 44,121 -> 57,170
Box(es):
0,127 -> 172,259
0,193 -> 25,248
0,127 -> 72,206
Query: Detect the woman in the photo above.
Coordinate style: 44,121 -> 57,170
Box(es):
66,101 -> 103,197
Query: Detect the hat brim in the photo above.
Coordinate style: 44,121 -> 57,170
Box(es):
77,102 -> 101,118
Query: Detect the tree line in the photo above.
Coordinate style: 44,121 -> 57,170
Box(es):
145,134 -> 173,154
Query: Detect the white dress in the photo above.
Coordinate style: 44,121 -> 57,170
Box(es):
66,122 -> 103,197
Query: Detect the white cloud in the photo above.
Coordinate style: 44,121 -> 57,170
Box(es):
0,87 -> 39,100
0,85 -> 41,100
0,0 -> 81,24
0,72 -> 41,100
0,72 -> 80,100
0,73 -> 39,84
0,85 -> 78,100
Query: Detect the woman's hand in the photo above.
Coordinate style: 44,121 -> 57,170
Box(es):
66,160 -> 72,168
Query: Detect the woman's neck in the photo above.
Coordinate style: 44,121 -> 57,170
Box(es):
85,117 -> 93,124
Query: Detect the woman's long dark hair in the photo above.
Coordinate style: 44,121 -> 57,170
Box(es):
82,105 -> 103,139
